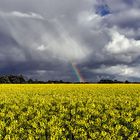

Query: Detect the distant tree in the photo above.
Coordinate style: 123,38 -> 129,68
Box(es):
0,75 -> 26,84
18,75 -> 26,83
0,76 -> 10,83
98,79 -> 114,83
98,79 -> 126,83
8,75 -> 21,83
28,79 -> 34,83
114,79 -> 123,83
125,80 -> 130,83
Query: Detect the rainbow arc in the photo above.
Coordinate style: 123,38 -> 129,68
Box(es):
71,62 -> 85,83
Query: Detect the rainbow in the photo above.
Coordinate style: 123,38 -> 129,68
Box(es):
71,62 -> 85,83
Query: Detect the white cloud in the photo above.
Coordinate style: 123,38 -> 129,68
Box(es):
37,45 -> 46,51
104,30 -> 140,62
36,70 -> 46,75
106,31 -> 140,53
78,11 -> 102,29
11,11 -> 44,19
93,64 -> 140,78
37,32 -> 91,63
0,11 -> 44,20
35,19 -> 92,63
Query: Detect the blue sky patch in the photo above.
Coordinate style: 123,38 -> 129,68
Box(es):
96,4 -> 110,16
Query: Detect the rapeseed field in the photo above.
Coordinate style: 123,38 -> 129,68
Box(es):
0,84 -> 140,139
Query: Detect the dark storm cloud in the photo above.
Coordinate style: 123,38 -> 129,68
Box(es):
0,0 -> 140,81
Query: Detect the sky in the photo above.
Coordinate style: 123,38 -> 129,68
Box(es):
0,0 -> 140,82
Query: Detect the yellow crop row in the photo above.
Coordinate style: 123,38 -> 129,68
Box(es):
0,84 -> 140,140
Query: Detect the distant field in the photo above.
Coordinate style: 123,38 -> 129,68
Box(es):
0,84 -> 140,139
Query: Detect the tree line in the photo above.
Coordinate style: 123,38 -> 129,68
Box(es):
0,75 -> 133,84
98,79 -> 130,84
0,75 -> 67,84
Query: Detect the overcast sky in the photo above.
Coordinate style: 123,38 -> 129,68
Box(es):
0,0 -> 140,82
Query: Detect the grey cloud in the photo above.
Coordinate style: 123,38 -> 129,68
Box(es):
0,0 -> 140,81
104,9 -> 140,29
